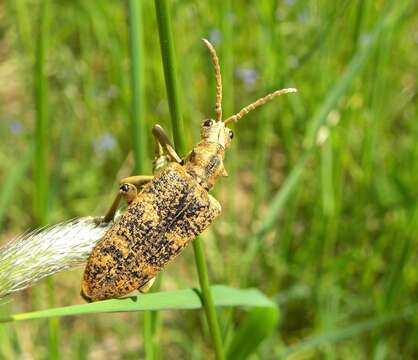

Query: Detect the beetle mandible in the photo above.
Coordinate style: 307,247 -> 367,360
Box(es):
81,39 -> 297,302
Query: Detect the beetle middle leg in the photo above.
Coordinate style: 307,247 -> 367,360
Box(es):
102,175 -> 154,223
101,125 -> 181,224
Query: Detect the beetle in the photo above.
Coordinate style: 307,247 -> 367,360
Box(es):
81,39 -> 297,302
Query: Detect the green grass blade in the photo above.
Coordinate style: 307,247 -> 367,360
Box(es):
13,0 -> 33,54
256,151 -> 311,238
0,145 -> 34,229
278,303 -> 418,358
247,0 -> 406,252
240,151 -> 311,283
0,286 -> 275,322
226,307 -> 279,360
191,237 -> 225,359
303,1 -> 406,148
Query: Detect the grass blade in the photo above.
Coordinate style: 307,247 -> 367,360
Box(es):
0,145 -> 34,229
303,1 -> 406,148
0,286 -> 275,322
226,307 -> 279,360
278,303 -> 418,358
241,2 -> 411,280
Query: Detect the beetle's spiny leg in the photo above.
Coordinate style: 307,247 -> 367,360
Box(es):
202,38 -> 222,122
224,88 -> 297,125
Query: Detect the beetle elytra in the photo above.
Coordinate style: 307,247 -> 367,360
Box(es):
81,39 -> 297,302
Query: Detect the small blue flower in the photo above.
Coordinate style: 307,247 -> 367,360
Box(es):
9,121 -> 23,136
284,0 -> 296,6
94,133 -> 116,155
236,67 -> 258,85
208,29 -> 222,45
360,33 -> 372,46
297,10 -> 309,23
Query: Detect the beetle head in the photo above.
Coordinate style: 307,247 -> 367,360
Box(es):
201,38 -> 297,143
200,119 -> 233,149
183,39 -> 297,191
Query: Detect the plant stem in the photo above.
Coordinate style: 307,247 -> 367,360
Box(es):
34,0 -> 58,359
34,0 -> 49,226
127,1 -> 157,358
192,238 -> 225,359
154,0 -> 186,155
128,0 -> 147,174
154,1 -> 224,358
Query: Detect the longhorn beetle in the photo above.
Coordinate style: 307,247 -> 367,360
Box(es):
81,39 -> 297,302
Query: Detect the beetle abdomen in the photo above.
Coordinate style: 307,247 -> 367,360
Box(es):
81,163 -> 221,301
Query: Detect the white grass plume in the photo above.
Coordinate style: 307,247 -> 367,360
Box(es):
0,217 -> 113,298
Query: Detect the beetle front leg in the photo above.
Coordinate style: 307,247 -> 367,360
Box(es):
102,175 -> 154,223
152,125 -> 182,163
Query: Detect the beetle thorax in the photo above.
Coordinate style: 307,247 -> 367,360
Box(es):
183,119 -> 232,190
184,142 -> 227,191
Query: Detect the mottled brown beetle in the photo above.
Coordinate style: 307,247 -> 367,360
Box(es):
81,39 -> 297,302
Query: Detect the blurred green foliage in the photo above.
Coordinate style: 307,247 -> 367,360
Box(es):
0,0 -> 417,358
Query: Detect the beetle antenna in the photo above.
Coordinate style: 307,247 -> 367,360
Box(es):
224,88 -> 297,125
202,38 -> 222,122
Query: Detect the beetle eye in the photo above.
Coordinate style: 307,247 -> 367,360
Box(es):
203,119 -> 213,127
229,130 -> 234,139
120,184 -> 130,192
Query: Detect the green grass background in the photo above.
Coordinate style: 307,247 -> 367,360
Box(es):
0,0 -> 417,358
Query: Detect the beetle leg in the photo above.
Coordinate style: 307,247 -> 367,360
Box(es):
152,124 -> 182,164
120,175 -> 154,190
102,175 -> 154,223
138,277 -> 156,293
118,183 -> 138,204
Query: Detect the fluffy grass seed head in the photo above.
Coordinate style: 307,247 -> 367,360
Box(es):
0,217 -> 113,298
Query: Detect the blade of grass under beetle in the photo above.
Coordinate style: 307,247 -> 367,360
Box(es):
0,286 -> 275,322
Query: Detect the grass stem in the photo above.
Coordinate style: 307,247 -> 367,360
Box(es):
34,0 -> 59,358
154,0 -> 224,358
128,0 -> 147,174
127,1 -> 157,358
